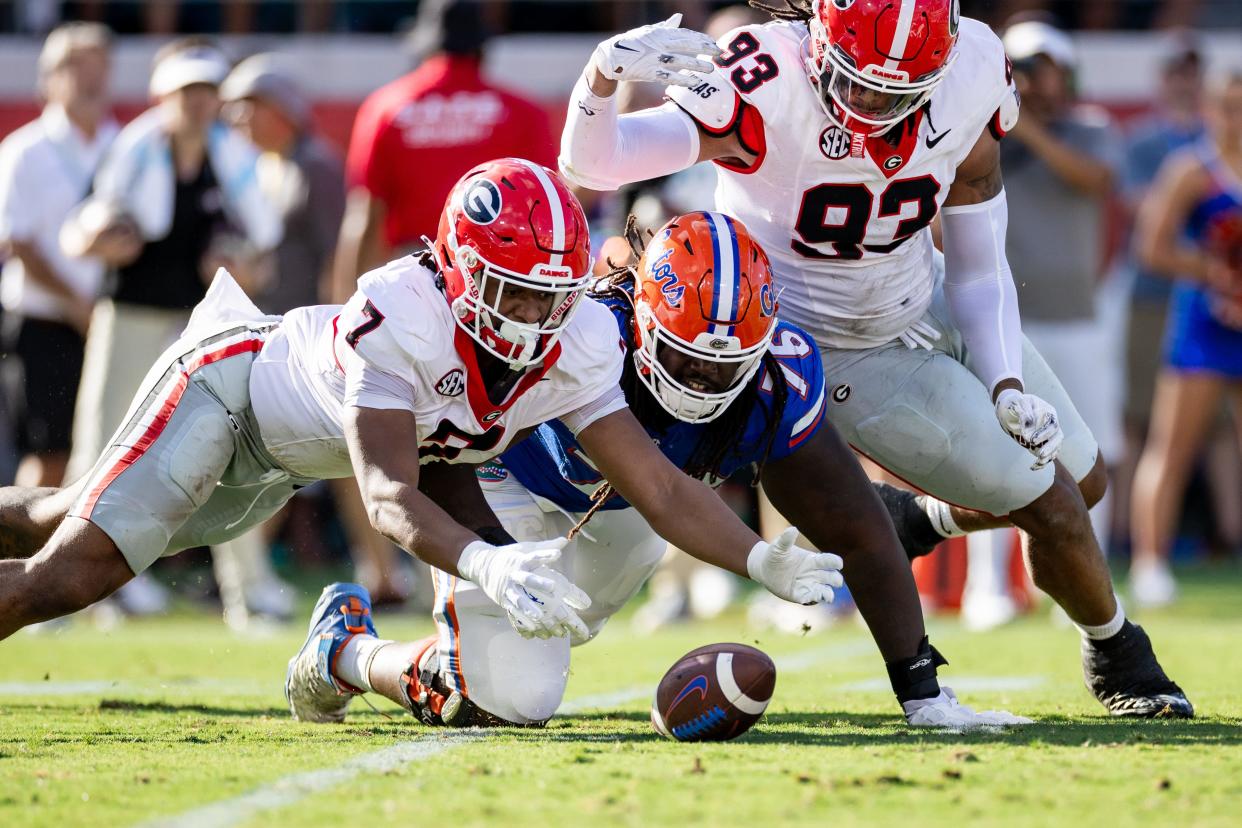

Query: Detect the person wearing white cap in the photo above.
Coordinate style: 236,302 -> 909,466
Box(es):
221,54 -> 342,314
966,17 -> 1123,629
59,37 -> 285,626
0,23 -> 118,491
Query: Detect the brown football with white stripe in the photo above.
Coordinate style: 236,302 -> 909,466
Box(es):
651,643 -> 776,742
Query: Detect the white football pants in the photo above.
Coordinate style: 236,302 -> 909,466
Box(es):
430,472 -> 667,724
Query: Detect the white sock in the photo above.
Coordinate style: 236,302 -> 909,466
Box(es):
917,495 -> 965,538
334,635 -> 393,692
1075,600 -> 1126,641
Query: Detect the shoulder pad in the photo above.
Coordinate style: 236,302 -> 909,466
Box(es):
342,259 -> 445,376
951,19 -> 1020,136
762,322 -> 828,455
554,297 -> 625,390
666,66 -> 742,133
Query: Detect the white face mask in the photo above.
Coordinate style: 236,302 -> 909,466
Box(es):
449,243 -> 591,370
633,305 -> 772,424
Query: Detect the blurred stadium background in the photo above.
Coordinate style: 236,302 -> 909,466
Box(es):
0,0 -> 1238,631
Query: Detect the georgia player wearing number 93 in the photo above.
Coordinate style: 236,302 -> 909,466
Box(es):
0,160 -> 842,676
560,0 -> 1191,717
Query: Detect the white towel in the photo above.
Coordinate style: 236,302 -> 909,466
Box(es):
87,108 -> 282,251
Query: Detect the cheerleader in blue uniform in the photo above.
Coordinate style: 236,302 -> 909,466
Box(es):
1131,70 -> 1242,606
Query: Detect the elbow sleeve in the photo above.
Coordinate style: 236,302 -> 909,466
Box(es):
940,190 -> 1024,395
558,74 -> 700,192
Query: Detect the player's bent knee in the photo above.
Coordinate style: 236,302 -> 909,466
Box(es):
505,672 -> 567,724
1014,473 -> 1093,542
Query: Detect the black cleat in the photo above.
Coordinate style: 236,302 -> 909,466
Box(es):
1082,622 -> 1194,718
872,482 -> 944,561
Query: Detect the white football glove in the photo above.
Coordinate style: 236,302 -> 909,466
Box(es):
747,527 -> 844,605
897,319 -> 943,351
903,687 -> 1033,729
590,13 -> 720,89
457,538 -> 591,640
995,388 -> 1064,471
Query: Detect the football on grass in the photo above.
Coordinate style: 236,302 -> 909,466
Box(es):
651,643 -> 776,742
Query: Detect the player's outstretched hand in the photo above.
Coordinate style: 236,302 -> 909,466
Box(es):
747,527 -> 844,605
591,13 -> 721,89
457,538 -> 592,640
995,388 -> 1064,471
903,687 -> 1033,729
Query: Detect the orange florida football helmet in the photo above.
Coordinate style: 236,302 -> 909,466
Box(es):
633,211 -> 778,423
435,158 -> 593,370
807,0 -> 961,135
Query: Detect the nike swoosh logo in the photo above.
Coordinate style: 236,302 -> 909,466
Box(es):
925,129 -> 952,149
668,675 -> 710,715
616,43 -> 639,52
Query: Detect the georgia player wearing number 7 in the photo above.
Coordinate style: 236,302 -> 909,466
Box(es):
0,159 -> 840,656
560,1 -> 1191,718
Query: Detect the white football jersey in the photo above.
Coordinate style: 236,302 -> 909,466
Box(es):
668,17 -> 1019,348
248,256 -> 626,479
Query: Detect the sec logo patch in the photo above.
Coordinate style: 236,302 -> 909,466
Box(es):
435,369 -> 465,397
819,126 -> 851,160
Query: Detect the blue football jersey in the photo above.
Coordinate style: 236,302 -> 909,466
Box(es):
497,296 -> 829,513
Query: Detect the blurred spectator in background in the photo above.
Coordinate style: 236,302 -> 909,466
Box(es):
952,20 -> 1123,630
1002,19 -> 1123,543
1130,69 -> 1242,607
222,53 -> 343,313
329,0 -> 555,605
1115,40 -> 1239,568
332,0 -> 555,298
60,37 -> 286,621
0,23 -> 116,488
219,53 -> 400,613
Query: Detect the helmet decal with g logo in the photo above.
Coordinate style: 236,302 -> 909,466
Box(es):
462,179 -> 503,225
760,282 -> 776,317
950,0 -> 961,36
832,0 -> 856,9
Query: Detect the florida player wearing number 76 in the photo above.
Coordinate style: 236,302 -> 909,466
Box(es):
559,2 -> 1191,717
285,211 -> 1027,730
0,159 -> 838,656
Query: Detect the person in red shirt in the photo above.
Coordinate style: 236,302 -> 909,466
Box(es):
331,0 -> 555,607
333,0 -> 556,299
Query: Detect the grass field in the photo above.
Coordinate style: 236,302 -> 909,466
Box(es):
2,564 -> 1241,828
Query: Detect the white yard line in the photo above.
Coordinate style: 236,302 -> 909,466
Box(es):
0,679 -> 268,697
133,638 -> 885,828
836,675 -> 1047,693
137,733 -> 479,828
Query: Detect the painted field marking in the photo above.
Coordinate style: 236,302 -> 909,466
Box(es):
135,638 -> 885,827
0,679 -> 267,697
138,733 -> 479,828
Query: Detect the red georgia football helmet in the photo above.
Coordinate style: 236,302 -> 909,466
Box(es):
435,158 -> 592,369
806,0 -> 961,135
633,212 -> 777,423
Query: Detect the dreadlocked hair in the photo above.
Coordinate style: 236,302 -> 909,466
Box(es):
748,0 -> 813,21
682,350 -> 789,485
